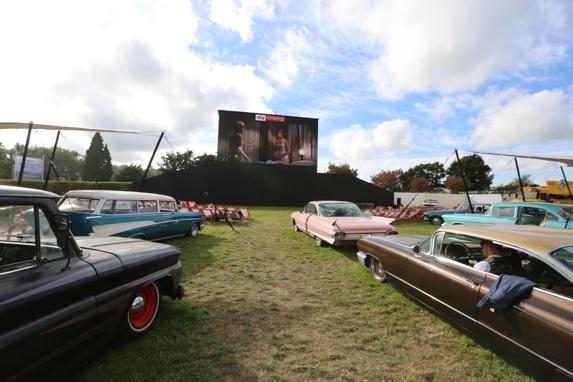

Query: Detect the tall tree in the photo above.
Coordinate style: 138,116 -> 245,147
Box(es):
101,144 -> 113,181
446,154 -> 493,191
410,177 -> 431,192
327,162 -> 358,177
83,133 -> 113,181
0,142 -> 11,179
445,175 -> 465,193
371,169 -> 402,191
115,164 -> 144,182
398,162 -> 445,191
159,149 -> 196,173
194,153 -> 217,166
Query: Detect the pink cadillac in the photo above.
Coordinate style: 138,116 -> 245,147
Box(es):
291,201 -> 397,246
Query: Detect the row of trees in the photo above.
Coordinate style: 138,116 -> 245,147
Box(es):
327,155 -> 496,192
371,155 -> 494,192
0,133 -> 217,183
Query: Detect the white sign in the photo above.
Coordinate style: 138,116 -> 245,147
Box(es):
13,156 -> 44,181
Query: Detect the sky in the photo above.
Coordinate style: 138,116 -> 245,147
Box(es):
1,0 -> 573,185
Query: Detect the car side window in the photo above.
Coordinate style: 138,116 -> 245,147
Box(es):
38,209 -> 64,261
518,207 -> 546,225
545,213 -> 559,221
516,253 -> 573,298
101,200 -> 138,214
0,205 -> 37,274
437,233 -> 483,264
159,201 -> 176,212
431,232 -> 444,255
138,200 -> 158,213
491,206 -> 516,218
305,204 -> 317,215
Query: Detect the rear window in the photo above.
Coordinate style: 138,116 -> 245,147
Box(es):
100,200 -> 137,214
159,201 -> 176,212
489,206 -> 516,218
59,197 -> 99,213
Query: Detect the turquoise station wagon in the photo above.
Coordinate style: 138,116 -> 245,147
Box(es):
59,190 -> 204,240
443,202 -> 573,229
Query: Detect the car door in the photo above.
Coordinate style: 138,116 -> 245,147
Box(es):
489,205 -> 518,225
476,256 -> 573,380
411,232 -> 486,332
0,204 -> 98,380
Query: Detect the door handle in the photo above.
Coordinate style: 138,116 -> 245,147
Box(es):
464,278 -> 481,289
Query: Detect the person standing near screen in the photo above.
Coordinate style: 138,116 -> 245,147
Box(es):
273,128 -> 290,164
228,121 -> 251,162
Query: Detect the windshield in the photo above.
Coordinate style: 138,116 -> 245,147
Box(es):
58,197 -> 99,213
551,246 -> 573,272
318,203 -> 364,217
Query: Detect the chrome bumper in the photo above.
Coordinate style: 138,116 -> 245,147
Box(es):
356,250 -> 368,267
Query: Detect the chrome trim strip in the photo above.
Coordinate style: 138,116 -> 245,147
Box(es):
386,271 -> 572,376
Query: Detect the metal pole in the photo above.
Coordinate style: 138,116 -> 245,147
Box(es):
455,149 -> 474,212
560,166 -> 573,204
139,131 -> 164,191
44,130 -> 60,190
17,121 -> 33,186
515,158 -> 526,202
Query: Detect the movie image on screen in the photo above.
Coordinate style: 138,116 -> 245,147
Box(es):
217,110 -> 318,169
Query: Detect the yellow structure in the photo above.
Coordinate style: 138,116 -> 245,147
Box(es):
512,180 -> 573,204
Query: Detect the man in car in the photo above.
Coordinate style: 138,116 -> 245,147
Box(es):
474,241 -> 512,274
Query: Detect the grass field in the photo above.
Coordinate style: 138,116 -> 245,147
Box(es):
75,208 -> 530,381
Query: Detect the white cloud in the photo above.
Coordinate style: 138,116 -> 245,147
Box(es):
415,94 -> 481,122
263,28 -> 310,87
330,119 -> 412,161
325,0 -> 571,99
0,0 -> 273,163
471,88 -> 573,148
209,0 -> 275,43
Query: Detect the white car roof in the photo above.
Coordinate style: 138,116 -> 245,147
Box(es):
63,190 -> 175,202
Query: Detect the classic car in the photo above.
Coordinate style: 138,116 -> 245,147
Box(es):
0,185 -> 184,380
423,203 -> 490,225
356,224 -> 573,381
59,190 -> 204,240
443,202 -> 573,229
291,201 -> 396,246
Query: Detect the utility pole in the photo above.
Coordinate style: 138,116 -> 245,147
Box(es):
455,149 -> 473,212
17,121 -> 33,186
139,131 -> 164,191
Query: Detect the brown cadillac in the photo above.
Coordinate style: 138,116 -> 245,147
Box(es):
357,224 -> 573,381
291,201 -> 396,246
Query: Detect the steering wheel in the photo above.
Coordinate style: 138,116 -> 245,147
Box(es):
444,242 -> 470,259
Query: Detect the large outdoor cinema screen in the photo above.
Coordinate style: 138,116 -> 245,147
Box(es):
217,110 -> 318,170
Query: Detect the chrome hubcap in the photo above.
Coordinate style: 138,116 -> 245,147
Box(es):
131,295 -> 146,314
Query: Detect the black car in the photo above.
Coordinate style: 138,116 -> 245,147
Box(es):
0,186 -> 184,380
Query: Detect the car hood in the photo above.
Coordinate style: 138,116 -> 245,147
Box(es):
76,235 -> 180,272
323,216 -> 395,231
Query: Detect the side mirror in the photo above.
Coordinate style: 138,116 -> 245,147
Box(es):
54,213 -> 70,249
413,244 -> 420,254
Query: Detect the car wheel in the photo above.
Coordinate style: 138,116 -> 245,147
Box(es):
293,220 -> 299,232
431,216 -> 443,225
315,236 -> 325,247
188,223 -> 199,237
120,282 -> 161,340
370,257 -> 387,283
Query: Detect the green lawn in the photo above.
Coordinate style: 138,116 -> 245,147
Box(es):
75,208 -> 529,381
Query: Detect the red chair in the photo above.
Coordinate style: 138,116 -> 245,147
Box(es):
179,201 -> 189,211
202,209 -> 213,221
239,208 -> 249,219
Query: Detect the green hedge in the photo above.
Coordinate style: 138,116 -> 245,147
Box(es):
0,179 -> 133,195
